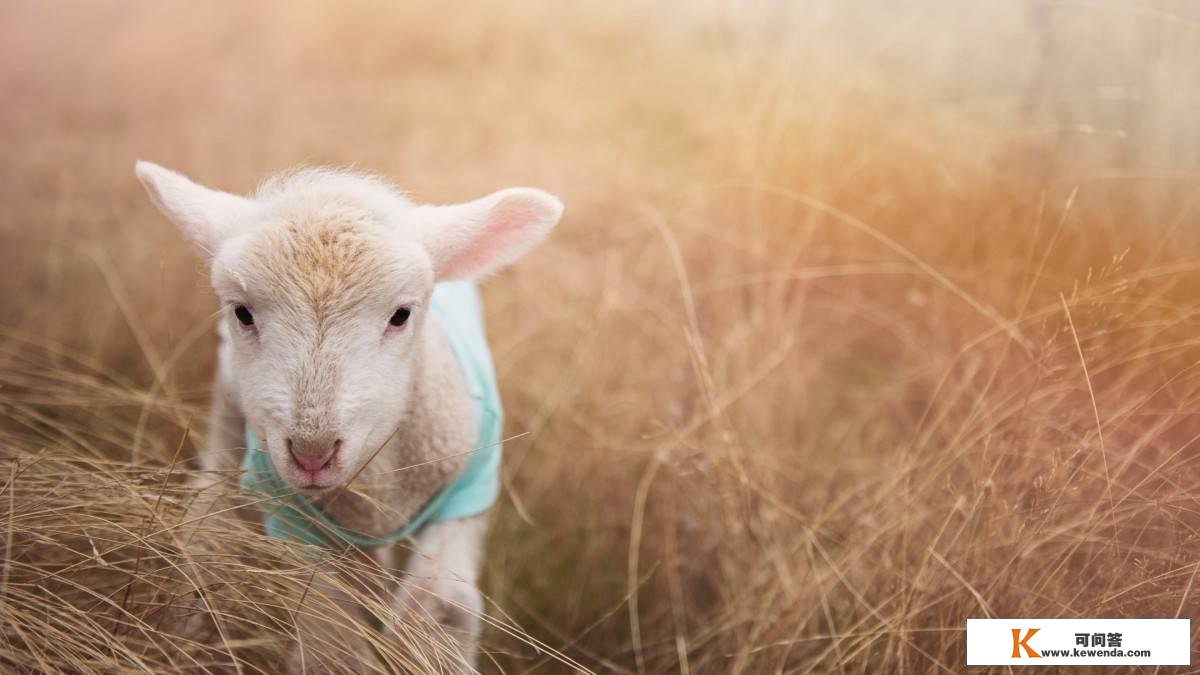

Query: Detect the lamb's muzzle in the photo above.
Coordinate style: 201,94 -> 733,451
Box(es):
286,435 -> 340,477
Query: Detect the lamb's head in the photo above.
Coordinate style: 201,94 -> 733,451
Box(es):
136,162 -> 562,491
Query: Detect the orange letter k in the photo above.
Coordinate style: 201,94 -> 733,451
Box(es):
1011,628 -> 1041,658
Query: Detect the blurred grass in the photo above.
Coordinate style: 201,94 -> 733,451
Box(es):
3,0 -> 1200,672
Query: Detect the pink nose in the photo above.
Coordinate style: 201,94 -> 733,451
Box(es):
287,437 -> 341,473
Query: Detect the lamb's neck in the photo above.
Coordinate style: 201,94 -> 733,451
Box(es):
313,315 -> 475,540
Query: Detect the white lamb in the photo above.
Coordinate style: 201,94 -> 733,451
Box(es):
136,161 -> 563,671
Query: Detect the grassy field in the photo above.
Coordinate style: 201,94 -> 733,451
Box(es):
3,1 -> 1200,672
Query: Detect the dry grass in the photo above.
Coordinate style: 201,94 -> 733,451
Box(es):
3,0 -> 1200,672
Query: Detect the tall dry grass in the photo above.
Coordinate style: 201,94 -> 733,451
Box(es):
2,0 -> 1200,672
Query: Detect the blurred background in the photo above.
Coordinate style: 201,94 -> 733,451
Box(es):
3,0 -> 1200,672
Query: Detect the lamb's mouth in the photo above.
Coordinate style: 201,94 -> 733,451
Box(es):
292,471 -> 338,491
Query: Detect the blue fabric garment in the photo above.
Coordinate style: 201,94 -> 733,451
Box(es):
238,281 -> 503,550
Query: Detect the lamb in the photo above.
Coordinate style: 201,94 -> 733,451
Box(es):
135,161 -> 563,672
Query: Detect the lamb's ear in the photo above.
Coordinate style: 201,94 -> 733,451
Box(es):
135,161 -> 250,258
419,187 -> 563,280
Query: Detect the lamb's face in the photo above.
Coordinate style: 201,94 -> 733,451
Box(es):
213,211 -> 435,490
135,161 -> 563,493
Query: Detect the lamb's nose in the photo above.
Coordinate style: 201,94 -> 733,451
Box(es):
287,436 -> 342,472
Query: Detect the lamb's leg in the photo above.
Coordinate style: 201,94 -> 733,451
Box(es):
184,330 -> 253,527
388,515 -> 488,672
287,564 -> 381,675
168,334 -> 256,648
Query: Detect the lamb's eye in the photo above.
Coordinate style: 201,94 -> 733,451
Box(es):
389,307 -> 411,327
234,305 -> 255,327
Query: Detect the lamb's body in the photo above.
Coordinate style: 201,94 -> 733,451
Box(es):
210,310 -> 483,669
137,162 -> 563,672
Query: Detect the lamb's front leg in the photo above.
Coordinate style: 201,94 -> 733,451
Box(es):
287,562 -> 381,675
185,330 -> 253,527
389,515 -> 488,672
166,334 -> 258,649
